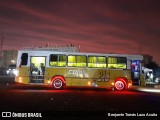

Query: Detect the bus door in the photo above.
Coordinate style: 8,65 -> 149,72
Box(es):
131,60 -> 141,85
30,56 -> 46,83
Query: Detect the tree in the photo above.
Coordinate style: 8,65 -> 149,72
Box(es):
145,62 -> 159,69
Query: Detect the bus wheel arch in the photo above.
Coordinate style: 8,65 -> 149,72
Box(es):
51,76 -> 66,89
114,77 -> 128,91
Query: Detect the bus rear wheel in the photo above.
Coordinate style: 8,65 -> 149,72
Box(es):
115,81 -> 125,91
52,79 -> 64,90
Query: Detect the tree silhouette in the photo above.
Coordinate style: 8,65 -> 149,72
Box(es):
145,62 -> 159,69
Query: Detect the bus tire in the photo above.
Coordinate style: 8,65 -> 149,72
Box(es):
115,81 -> 125,91
52,78 -> 64,90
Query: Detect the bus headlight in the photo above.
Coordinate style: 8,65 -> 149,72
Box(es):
6,70 -> 10,74
150,74 -> 153,79
155,78 -> 160,83
14,70 -> 18,76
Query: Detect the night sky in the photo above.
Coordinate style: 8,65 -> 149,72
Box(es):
0,0 -> 160,65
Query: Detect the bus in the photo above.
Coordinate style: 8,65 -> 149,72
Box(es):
15,47 -> 143,91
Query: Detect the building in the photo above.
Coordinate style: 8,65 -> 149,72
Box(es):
0,50 -> 18,68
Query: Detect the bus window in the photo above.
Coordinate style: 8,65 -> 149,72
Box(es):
88,56 -> 96,67
77,56 -> 86,67
117,57 -> 127,69
97,56 -> 107,68
58,55 -> 66,67
21,53 -> 28,66
88,56 -> 106,68
108,57 -> 126,69
50,55 -> 58,66
68,55 -> 86,67
50,55 -> 66,67
68,55 -> 76,67
88,56 -> 96,62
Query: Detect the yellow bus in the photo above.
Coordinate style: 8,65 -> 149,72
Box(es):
15,47 -> 143,91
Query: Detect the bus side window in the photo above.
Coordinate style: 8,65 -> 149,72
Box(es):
108,57 -> 126,69
21,53 -> 28,66
50,54 -> 58,66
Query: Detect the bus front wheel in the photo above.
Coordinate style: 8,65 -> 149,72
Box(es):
52,79 -> 64,90
115,81 -> 125,91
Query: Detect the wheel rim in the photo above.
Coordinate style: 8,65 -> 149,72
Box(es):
53,79 -> 62,89
115,81 -> 125,91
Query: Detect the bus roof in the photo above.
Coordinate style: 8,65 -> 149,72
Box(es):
18,48 -> 143,61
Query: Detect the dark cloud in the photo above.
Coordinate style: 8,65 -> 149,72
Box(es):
0,0 -> 160,64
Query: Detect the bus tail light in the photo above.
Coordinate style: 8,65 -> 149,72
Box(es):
128,83 -> 132,88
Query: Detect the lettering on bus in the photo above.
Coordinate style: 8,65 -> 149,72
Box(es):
68,70 -> 87,78
98,70 -> 109,82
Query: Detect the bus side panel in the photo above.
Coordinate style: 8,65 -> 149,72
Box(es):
87,69 -> 132,87
46,67 -> 132,88
46,67 -> 92,86
45,67 -> 67,83
66,68 -> 89,86
87,69 -> 110,87
109,69 -> 132,85
46,67 -> 110,87
15,66 -> 30,84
